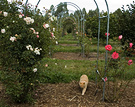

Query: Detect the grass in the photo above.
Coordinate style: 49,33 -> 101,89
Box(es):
58,34 -> 79,44
54,45 -> 81,53
37,34 -> 135,83
38,58 -> 98,83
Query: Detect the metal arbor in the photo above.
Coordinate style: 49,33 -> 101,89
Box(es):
24,0 -> 110,102
49,2 -> 86,56
93,0 -> 110,101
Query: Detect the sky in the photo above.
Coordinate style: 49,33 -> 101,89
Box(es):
9,0 -> 134,13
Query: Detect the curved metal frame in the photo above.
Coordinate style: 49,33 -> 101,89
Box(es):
94,0 -> 110,101
50,2 -> 83,36
24,0 -> 41,16
24,0 -> 110,102
49,2 -> 85,56
68,10 -> 80,33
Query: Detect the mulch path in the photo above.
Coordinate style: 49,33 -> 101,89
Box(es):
0,81 -> 135,107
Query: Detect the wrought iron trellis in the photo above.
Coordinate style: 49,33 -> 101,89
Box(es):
24,0 -> 41,16
93,0 -> 110,101
56,10 -> 79,33
49,2 -> 85,56
24,0 -> 110,102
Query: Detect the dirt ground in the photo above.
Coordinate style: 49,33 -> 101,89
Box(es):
53,52 -> 105,61
0,44 -> 135,107
0,80 -> 135,107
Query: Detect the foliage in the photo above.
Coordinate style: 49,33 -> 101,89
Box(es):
117,2 -> 135,56
97,35 -> 134,102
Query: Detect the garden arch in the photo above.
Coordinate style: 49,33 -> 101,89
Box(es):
61,16 -> 78,37
49,2 -> 86,56
50,2 -> 84,37
24,0 -> 110,102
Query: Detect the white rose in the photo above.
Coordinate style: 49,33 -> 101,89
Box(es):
56,41 -> 58,45
33,68 -> 37,72
43,24 -> 49,29
30,19 -> 34,23
10,37 -> 16,42
50,17 -> 54,21
26,45 -> 32,50
19,14 -> 22,18
34,48 -> 40,55
1,29 -> 5,33
3,12 -> 8,17
53,28 -> 55,32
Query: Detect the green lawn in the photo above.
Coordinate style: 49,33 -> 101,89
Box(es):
37,34 -> 135,83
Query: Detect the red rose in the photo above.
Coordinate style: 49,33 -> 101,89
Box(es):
128,60 -> 133,65
105,45 -> 112,51
105,33 -> 110,36
129,43 -> 133,48
112,51 -> 119,59
118,35 -> 122,40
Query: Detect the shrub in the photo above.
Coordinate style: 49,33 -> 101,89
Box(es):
0,0 -> 51,103
96,34 -> 134,102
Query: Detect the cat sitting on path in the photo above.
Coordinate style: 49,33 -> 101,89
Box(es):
79,74 -> 89,95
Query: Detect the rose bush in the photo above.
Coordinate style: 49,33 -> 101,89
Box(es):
0,0 -> 52,103
102,34 -> 134,102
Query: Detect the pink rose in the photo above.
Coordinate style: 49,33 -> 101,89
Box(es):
104,77 -> 107,82
45,64 -> 48,67
51,32 -> 54,37
118,35 -> 122,40
112,51 -> 119,59
129,43 -> 133,48
105,33 -> 110,36
128,60 -> 133,65
105,45 -> 112,51
37,35 -> 39,38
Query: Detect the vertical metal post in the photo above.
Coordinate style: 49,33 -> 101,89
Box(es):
93,0 -> 100,96
24,0 -> 29,17
83,13 -> 85,57
57,16 -> 59,31
103,0 -> 110,101
35,0 -> 41,12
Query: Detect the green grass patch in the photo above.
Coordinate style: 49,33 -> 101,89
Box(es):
54,45 -> 81,53
38,57 -> 135,84
38,58 -> 98,83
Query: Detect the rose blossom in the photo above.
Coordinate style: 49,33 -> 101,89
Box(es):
105,33 -> 110,36
19,14 -> 22,18
1,29 -> 5,33
37,35 -> 39,38
43,24 -> 49,29
112,51 -> 119,59
118,35 -> 122,40
3,12 -> 8,17
105,45 -> 112,51
24,17 -> 34,24
10,37 -> 16,42
56,41 -> 58,45
53,28 -> 55,32
33,68 -> 37,72
128,60 -> 133,65
129,43 -> 133,48
45,64 -> 48,67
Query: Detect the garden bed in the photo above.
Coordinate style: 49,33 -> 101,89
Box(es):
53,52 -> 105,60
0,80 -> 135,106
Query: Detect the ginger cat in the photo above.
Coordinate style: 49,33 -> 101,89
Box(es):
79,74 -> 89,95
